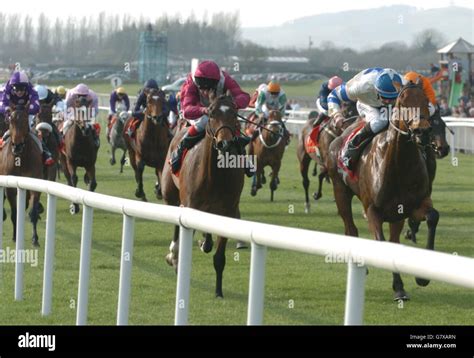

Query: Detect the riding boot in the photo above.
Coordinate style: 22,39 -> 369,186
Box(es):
342,123 -> 374,171
92,129 -> 100,148
41,142 -> 55,166
313,113 -> 327,127
170,131 -> 205,174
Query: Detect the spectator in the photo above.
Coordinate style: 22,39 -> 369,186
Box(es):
439,98 -> 452,116
291,99 -> 301,111
469,108 -> 474,117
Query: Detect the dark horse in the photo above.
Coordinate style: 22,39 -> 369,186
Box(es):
297,102 -> 358,213
328,82 -> 437,300
249,110 -> 287,201
0,104 -> 43,246
60,99 -> 99,214
36,103 -> 60,181
109,111 -> 128,173
124,88 -> 170,201
162,93 -> 245,298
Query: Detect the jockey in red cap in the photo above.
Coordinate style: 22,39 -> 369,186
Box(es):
170,60 -> 250,174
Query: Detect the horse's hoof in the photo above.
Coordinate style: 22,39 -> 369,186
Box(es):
141,197 -> 148,202
165,253 -> 174,266
313,192 -> 322,201
199,239 -> 213,253
304,203 -> 310,214
83,173 -> 89,185
135,189 -> 144,199
236,241 -> 248,250
415,278 -> 430,287
32,238 -> 40,247
250,187 -> 257,197
215,292 -> 224,299
69,203 -> 80,215
270,182 -> 278,191
154,188 -> 163,200
405,230 -> 416,243
393,291 -> 410,301
110,158 -> 116,165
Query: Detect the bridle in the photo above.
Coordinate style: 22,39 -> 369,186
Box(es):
205,107 -> 239,151
258,119 -> 284,149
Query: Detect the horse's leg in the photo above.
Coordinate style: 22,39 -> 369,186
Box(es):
199,233 -> 213,253
110,146 -> 116,165
312,162 -> 318,177
250,174 -> 258,196
332,180 -> 358,237
7,189 -> 17,242
86,165 -> 97,192
389,220 -> 409,301
300,153 -> 311,213
261,169 -> 266,185
214,236 -> 228,298
29,192 -> 40,247
405,218 -> 421,243
67,161 -> 80,214
269,161 -> 281,202
165,225 -> 180,272
119,149 -> 127,174
314,167 -> 326,201
134,156 -> 147,201
154,167 -> 163,200
366,205 -> 385,242
414,207 -> 439,287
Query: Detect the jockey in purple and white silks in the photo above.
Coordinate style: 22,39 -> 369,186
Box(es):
327,68 -> 403,172
0,71 -> 54,165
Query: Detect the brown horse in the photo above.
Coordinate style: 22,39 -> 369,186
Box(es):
162,94 -> 244,298
0,104 -> 43,246
36,103 -> 60,181
124,88 -> 170,201
60,100 -> 99,214
249,110 -> 287,201
0,112 -> 8,137
297,102 -> 358,213
327,82 -> 437,300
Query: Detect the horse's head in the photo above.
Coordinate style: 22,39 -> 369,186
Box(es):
9,103 -> 30,155
207,92 -> 239,153
429,114 -> 450,158
263,110 -> 284,144
145,89 -> 167,125
117,111 -> 129,127
393,81 -> 432,146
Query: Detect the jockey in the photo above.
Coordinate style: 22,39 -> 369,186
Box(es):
253,80 -> 290,143
35,85 -> 62,143
328,68 -> 403,172
107,87 -> 130,142
65,83 -> 100,147
0,71 -> 54,165
314,76 -> 343,126
164,90 -> 179,129
169,60 -> 250,174
52,86 -> 67,122
55,86 -> 67,101
132,79 -> 160,121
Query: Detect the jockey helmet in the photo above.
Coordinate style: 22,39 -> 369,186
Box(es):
328,76 -> 343,90
144,79 -> 158,90
194,60 -> 221,81
267,81 -> 281,94
56,86 -> 67,96
116,87 -> 126,95
75,83 -> 90,96
35,85 -> 48,101
10,71 -> 29,92
374,69 -> 403,99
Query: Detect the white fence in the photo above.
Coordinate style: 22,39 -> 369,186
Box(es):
0,176 -> 473,325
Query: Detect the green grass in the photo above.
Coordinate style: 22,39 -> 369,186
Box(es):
41,80 -> 323,98
0,113 -> 473,325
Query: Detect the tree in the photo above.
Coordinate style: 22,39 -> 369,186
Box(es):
413,29 -> 445,52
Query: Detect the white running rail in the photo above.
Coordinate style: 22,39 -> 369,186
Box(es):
1,176 -> 472,326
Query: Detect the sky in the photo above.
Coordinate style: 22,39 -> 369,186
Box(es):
1,0 -> 473,28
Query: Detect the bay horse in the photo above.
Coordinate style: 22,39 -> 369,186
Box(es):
124,89 -> 170,201
162,93 -> 244,298
0,104 -> 43,246
109,111 -> 128,173
36,103 -> 60,181
327,82 -> 437,300
60,99 -> 99,214
249,110 -> 287,201
297,102 -> 358,213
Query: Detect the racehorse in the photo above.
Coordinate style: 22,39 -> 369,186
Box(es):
297,102 -> 358,213
124,88 -> 170,201
60,98 -> 99,214
36,103 -> 60,181
0,104 -> 43,246
162,93 -> 245,298
0,112 -> 8,137
109,111 -> 128,173
405,110 -> 451,242
327,81 -> 437,300
249,110 -> 287,201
